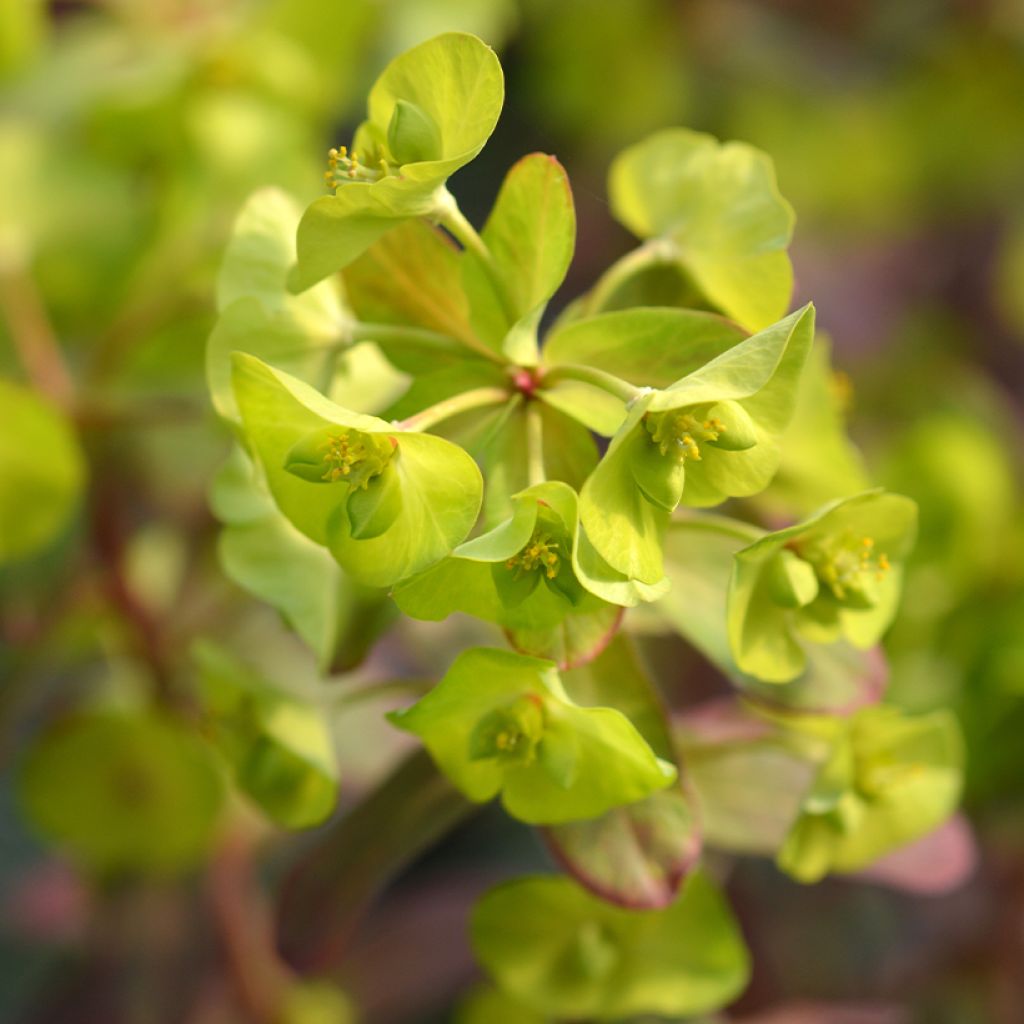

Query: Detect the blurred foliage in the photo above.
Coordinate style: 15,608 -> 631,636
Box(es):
1,1 -> 1022,1023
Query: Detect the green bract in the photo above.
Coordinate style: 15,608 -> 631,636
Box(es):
608,127 -> 795,331
231,353 -> 483,587
578,304 -> 814,586
778,706 -> 963,883
208,188 -> 348,428
388,648 -> 676,824
728,490 -> 918,683
193,642 -> 338,830
292,32 -> 503,289
471,872 -> 750,1019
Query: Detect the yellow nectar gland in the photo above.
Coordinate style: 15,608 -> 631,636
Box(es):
814,534 -> 891,601
505,532 -> 561,580
646,410 -> 727,463
319,431 -> 392,489
325,145 -> 392,188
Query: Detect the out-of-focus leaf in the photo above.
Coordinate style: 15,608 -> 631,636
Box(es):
609,128 -> 794,331
471,871 -> 750,1020
0,378 -> 85,565
676,698 -> 820,854
19,711 -> 223,876
193,641 -> 338,830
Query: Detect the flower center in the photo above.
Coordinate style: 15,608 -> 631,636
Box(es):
324,146 -> 396,188
645,410 -> 728,463
802,533 -> 891,603
319,430 -> 394,489
468,695 -> 545,767
505,532 -> 562,580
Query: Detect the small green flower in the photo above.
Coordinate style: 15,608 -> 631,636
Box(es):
388,647 -> 676,825
777,706 -> 963,883
727,490 -> 918,683
579,305 -> 814,586
231,353 -> 482,588
292,33 -> 504,290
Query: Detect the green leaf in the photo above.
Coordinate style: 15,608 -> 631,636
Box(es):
542,307 -> 747,389
342,219 -> 480,361
456,985 -> 546,1024
464,153 -> 576,352
577,305 -> 814,584
208,188 -> 346,426
231,353 -> 482,587
545,785 -> 700,909
609,128 -> 795,330
0,378 -> 85,565
778,706 -> 963,883
193,641 -> 338,830
293,32 -> 503,289
728,491 -> 917,683
388,647 -> 675,825
20,711 -> 223,875
470,871 -> 750,1019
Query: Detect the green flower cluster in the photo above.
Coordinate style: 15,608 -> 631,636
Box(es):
204,32 -> 963,1021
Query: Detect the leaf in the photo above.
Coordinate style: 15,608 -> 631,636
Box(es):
542,307 -> 747,389
464,153 -> 576,352
507,602 -> 623,671
193,642 -> 339,830
19,711 -> 223,876
470,871 -> 750,1020
0,378 -> 85,565
231,353 -> 482,587
753,336 -> 870,518
675,698 -> 819,854
293,32 -> 504,289
545,785 -> 700,909
388,647 -> 675,825
207,188 -> 346,425
342,219 -> 480,358
276,749 -> 473,972
609,128 -> 795,330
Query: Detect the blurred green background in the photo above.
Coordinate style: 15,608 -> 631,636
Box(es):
1,1 -> 1023,1022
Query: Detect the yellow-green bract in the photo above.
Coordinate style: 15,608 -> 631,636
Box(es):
292,32 -> 504,290
728,490 -> 918,683
388,648 -> 676,825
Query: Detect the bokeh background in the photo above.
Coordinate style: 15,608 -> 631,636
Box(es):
2,1 -> 1023,1022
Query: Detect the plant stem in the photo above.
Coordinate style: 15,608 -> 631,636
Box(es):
348,320 -> 506,366
582,238 -> 678,316
433,187 -> 519,326
526,401 -> 546,485
541,363 -> 641,402
398,385 -> 509,432
0,263 -> 75,407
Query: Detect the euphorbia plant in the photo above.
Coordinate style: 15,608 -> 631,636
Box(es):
202,31 -> 963,1020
